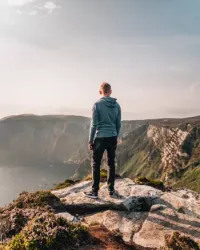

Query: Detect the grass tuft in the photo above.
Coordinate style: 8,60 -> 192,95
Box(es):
135,176 -> 165,191
84,169 -> 108,182
53,179 -> 79,191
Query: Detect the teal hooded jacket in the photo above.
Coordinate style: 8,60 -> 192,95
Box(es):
89,97 -> 121,143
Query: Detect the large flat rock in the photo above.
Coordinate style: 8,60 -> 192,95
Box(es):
52,178 -> 163,213
161,189 -> 200,218
52,178 -> 200,249
133,204 -> 200,248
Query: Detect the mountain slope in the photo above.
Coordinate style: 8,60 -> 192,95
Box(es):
0,115 -> 90,166
0,114 -> 200,192
0,115 -> 143,167
117,117 -> 200,191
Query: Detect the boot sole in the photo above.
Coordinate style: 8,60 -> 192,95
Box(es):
84,193 -> 98,199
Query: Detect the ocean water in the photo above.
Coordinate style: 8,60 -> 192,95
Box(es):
0,164 -> 76,206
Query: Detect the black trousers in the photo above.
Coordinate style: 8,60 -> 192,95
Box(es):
92,136 -> 117,193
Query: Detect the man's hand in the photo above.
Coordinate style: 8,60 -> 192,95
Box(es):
88,142 -> 94,151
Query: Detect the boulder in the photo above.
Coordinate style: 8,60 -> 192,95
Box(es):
56,212 -> 80,223
133,205 -> 200,248
84,210 -> 148,243
52,178 -> 160,213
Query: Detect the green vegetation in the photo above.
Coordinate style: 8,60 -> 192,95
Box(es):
164,232 -> 200,250
8,191 -> 64,211
5,213 -> 89,250
0,191 -> 65,243
54,179 -> 79,190
117,125 -> 162,182
0,190 -> 90,250
182,132 -> 196,156
117,123 -> 200,192
135,176 -> 165,191
84,168 -> 108,181
0,208 -> 29,240
119,150 -> 162,180
174,166 -> 200,192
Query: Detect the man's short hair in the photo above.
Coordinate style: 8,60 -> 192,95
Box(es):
100,82 -> 111,94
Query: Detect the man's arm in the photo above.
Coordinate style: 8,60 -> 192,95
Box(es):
116,104 -> 121,137
89,103 -> 99,144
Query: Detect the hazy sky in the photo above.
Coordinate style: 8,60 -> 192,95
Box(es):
0,0 -> 200,119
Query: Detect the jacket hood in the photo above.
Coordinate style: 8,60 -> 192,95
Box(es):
100,97 -> 117,108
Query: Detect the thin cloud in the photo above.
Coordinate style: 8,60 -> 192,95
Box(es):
8,0 -> 37,6
8,0 -> 60,17
44,2 -> 60,14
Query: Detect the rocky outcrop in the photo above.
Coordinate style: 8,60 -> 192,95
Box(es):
117,119 -> 200,192
161,189 -> 200,218
133,205 -> 200,248
147,125 -> 189,172
52,178 -> 200,249
84,210 -> 148,243
52,178 -> 160,213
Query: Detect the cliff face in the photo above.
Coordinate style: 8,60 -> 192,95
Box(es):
0,115 -> 90,166
147,125 -> 190,177
117,119 -> 200,191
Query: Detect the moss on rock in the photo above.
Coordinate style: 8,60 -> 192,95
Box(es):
54,180 -> 79,191
84,169 -> 120,182
135,176 -> 165,191
84,168 -> 108,182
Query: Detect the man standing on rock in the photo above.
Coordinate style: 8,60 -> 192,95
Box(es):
84,82 -> 121,199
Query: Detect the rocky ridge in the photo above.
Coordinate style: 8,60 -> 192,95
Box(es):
116,118 -> 200,191
147,125 -> 189,172
52,177 -> 200,249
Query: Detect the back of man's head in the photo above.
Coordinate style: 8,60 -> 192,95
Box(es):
100,82 -> 112,96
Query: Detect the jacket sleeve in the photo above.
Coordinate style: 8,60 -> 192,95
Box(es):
89,103 -> 99,143
116,104 -> 121,137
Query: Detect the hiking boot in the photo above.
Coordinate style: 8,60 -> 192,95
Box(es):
84,191 -> 98,199
109,190 -> 117,197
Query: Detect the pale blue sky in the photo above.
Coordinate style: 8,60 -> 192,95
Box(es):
0,0 -> 200,119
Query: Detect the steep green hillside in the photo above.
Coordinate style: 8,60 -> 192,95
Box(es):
117,118 -> 200,192
117,125 -> 162,180
174,166 -> 200,192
